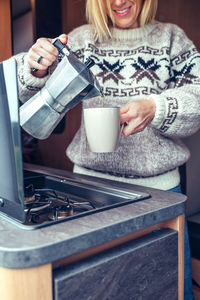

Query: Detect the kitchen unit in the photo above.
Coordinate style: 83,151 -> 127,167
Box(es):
0,163 -> 186,300
0,65 -> 186,298
0,2 -> 190,298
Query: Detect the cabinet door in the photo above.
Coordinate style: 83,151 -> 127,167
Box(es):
53,228 -> 178,300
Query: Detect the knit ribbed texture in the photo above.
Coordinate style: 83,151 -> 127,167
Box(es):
74,165 -> 180,191
110,22 -> 155,40
150,94 -> 166,128
15,52 -> 58,102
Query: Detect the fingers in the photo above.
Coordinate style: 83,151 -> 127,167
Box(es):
28,38 -> 58,71
51,34 -> 68,48
122,120 -> 146,136
58,34 -> 68,45
120,99 -> 156,136
27,34 -> 68,74
120,104 -> 138,125
120,104 -> 137,135
120,104 -> 129,114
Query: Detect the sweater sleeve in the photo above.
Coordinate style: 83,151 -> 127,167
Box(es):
15,52 -> 58,103
150,24 -> 200,138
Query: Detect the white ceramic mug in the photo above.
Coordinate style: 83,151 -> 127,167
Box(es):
83,107 -> 121,153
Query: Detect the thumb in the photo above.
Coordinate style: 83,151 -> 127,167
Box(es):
120,104 -> 129,115
58,34 -> 68,45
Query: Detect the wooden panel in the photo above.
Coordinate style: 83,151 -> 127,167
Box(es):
0,0 -> 12,61
62,0 -> 86,34
156,0 -> 200,50
30,0 -> 36,40
192,257 -> 200,286
0,263 -> 53,300
193,285 -> 200,300
161,214 -> 185,300
38,0 -> 86,171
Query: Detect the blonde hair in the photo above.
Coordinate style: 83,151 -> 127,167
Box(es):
86,0 -> 158,42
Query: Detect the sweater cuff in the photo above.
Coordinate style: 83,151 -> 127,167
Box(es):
149,94 -> 166,129
23,54 -> 49,89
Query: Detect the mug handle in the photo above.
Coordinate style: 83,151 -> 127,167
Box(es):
122,121 -> 135,135
120,123 -> 124,134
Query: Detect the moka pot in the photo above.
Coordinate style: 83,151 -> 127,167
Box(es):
20,39 -> 102,139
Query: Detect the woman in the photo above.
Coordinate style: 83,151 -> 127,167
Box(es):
16,0 -> 200,298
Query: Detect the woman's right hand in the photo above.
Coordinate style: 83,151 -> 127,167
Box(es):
27,34 -> 68,78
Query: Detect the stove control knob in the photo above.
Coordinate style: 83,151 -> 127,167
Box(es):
0,198 -> 4,207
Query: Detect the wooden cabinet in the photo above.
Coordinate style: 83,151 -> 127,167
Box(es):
0,208 -> 185,300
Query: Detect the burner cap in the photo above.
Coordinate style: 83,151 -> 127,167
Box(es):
24,184 -> 36,203
48,205 -> 73,221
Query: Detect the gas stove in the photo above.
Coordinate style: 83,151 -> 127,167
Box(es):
19,170 -> 150,229
24,180 -> 94,224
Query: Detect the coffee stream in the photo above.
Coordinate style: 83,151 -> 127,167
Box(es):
101,94 -> 105,107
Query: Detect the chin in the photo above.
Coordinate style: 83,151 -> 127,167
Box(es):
116,23 -> 137,29
115,18 -> 138,29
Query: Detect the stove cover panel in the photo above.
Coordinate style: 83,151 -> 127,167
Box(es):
0,58 -> 25,222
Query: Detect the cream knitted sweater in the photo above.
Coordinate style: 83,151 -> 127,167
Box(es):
16,21 -> 200,190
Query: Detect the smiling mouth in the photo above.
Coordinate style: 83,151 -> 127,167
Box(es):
114,6 -> 131,16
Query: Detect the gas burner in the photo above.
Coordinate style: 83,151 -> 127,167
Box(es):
48,204 -> 74,221
24,184 -> 96,225
24,184 -> 36,204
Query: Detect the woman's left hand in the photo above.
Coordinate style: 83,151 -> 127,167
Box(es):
120,99 -> 156,136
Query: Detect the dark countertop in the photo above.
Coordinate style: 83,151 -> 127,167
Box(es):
0,164 -> 186,269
